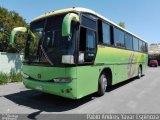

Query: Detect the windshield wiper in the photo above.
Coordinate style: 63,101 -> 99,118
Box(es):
40,45 -> 53,65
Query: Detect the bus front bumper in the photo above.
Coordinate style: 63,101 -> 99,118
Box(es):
23,78 -> 78,99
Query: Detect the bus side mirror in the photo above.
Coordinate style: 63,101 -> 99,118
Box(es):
10,27 -> 27,45
62,13 -> 79,37
9,27 -> 35,46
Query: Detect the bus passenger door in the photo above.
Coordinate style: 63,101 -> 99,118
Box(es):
78,27 -> 97,64
76,14 -> 98,98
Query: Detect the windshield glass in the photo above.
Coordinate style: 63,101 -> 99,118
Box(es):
24,19 -> 44,62
24,13 -> 76,66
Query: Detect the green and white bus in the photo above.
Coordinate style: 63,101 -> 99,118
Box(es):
10,7 -> 148,99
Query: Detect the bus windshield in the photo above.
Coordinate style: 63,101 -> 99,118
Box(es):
25,14 -> 76,66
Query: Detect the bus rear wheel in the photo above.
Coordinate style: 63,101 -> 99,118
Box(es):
137,66 -> 142,79
98,73 -> 107,96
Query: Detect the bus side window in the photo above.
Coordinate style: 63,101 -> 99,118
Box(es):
125,33 -> 133,50
114,28 -> 125,48
139,40 -> 143,52
133,37 -> 139,51
102,22 -> 111,45
98,20 -> 111,45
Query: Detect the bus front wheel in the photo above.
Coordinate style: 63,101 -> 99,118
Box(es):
98,73 -> 107,96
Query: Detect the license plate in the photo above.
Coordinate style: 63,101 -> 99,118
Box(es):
35,86 -> 43,91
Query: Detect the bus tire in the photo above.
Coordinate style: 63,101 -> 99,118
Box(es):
137,66 -> 142,79
98,73 -> 107,96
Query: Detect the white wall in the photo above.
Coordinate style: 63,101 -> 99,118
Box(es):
0,52 -> 23,74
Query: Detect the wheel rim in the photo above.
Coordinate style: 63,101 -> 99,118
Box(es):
138,67 -> 141,78
102,76 -> 107,91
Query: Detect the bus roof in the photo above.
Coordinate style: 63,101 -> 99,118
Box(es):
32,7 -> 147,43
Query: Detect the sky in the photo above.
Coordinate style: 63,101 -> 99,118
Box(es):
0,0 -> 160,44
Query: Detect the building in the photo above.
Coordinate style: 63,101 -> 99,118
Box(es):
148,44 -> 160,65
148,44 -> 160,55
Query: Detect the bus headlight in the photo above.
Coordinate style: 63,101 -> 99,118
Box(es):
21,72 -> 29,79
53,78 -> 73,83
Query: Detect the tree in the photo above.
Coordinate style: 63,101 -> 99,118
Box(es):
0,7 -> 28,52
118,22 -> 125,29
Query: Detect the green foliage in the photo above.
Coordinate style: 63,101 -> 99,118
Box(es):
0,73 -> 9,85
0,72 -> 22,85
0,7 -> 28,52
118,22 -> 125,28
10,72 -> 22,82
